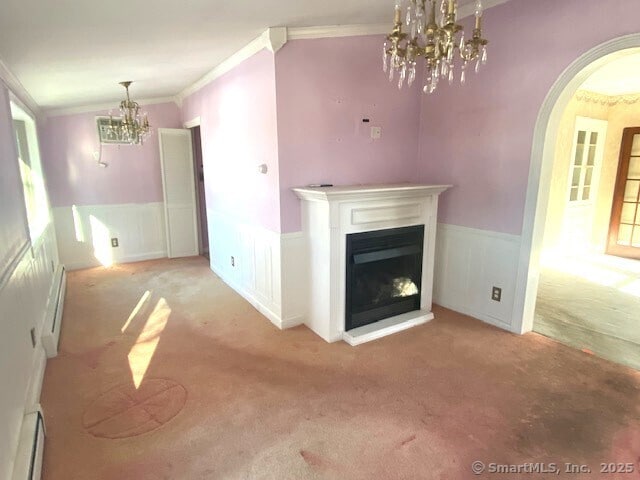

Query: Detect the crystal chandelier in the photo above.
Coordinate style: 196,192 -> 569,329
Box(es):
106,81 -> 151,145
383,0 -> 488,94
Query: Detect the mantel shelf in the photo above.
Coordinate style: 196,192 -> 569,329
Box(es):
293,183 -> 452,203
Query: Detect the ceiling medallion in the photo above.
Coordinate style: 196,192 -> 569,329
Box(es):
383,0 -> 488,94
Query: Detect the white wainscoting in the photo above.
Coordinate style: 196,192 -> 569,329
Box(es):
208,212 -> 306,330
52,202 -> 167,270
207,218 -> 523,336
0,223 -> 59,480
433,223 -> 522,332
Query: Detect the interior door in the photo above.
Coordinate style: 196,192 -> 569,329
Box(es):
158,128 -> 199,258
607,127 -> 640,259
562,117 -> 608,249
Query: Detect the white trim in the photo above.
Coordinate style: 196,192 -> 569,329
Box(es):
176,27 -> 287,103
287,1 -> 511,40
0,57 -> 41,118
457,0 -> 511,18
437,222 -> 521,243
211,261 -> 285,328
280,231 -> 304,240
515,36 -> 640,335
64,251 -> 167,271
288,24 -> 389,40
343,310 -> 433,346
44,96 -> 179,118
183,116 -> 201,129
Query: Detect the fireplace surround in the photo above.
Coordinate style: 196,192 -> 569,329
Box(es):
293,184 -> 450,345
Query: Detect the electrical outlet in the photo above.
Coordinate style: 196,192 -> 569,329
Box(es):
370,126 -> 382,140
111,238 -> 119,248
231,256 -> 235,267
492,286 -> 502,302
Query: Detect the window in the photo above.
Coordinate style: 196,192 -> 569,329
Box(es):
11,101 -> 49,242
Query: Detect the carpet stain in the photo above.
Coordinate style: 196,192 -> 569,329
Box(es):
400,434 -> 417,447
299,450 -> 325,468
82,378 -> 187,439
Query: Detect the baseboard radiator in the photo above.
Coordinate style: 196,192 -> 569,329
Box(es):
41,265 -> 66,358
11,408 -> 45,480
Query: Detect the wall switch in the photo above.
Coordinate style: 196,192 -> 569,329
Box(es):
111,238 -> 119,248
231,256 -> 235,267
492,287 -> 502,302
370,126 -> 382,140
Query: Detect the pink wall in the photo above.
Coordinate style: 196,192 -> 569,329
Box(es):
0,83 -> 30,277
181,49 -> 280,232
276,36 -> 422,233
416,0 -> 640,235
41,102 -> 181,207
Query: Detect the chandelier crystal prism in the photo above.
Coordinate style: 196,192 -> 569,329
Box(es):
106,81 -> 151,145
383,0 -> 488,94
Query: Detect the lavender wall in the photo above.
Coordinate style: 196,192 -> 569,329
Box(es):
41,102 -> 181,207
275,36 -> 422,233
181,49 -> 280,232
416,0 -> 640,236
0,83 -> 29,278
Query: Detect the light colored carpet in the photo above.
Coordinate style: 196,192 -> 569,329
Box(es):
535,254 -> 640,370
41,257 -> 640,479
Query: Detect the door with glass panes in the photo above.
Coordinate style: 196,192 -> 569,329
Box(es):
563,117 -> 607,249
607,127 -> 640,259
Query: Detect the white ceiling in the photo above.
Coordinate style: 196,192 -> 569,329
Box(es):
581,52 -> 640,96
0,0 -> 509,111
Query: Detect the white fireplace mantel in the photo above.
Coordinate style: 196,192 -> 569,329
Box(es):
293,183 -> 451,345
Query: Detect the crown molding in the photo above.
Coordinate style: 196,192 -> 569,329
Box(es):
44,96 -> 179,118
287,1 -> 511,40
176,27 -> 287,104
457,0 -> 511,18
0,57 -> 41,118
288,24 -> 389,40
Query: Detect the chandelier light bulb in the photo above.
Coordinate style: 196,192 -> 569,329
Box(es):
475,0 -> 483,17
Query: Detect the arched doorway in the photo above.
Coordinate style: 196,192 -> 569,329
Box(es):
514,34 -> 640,339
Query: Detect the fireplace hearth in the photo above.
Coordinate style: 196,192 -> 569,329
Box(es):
346,226 -> 424,331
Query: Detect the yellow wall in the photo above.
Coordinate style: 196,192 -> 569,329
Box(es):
543,91 -> 640,253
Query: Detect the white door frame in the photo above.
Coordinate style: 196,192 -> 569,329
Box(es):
513,34 -> 640,334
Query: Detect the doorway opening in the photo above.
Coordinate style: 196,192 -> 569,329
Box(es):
190,126 -> 209,259
527,46 -> 640,370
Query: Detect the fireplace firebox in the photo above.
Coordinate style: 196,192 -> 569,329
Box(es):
345,225 -> 424,331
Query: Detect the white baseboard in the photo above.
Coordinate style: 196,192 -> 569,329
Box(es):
211,261 -> 285,328
63,251 -> 168,271
206,214 -> 306,331
434,223 -> 522,333
52,203 -> 167,270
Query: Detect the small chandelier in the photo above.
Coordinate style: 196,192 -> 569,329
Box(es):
106,81 -> 151,145
383,0 -> 488,94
